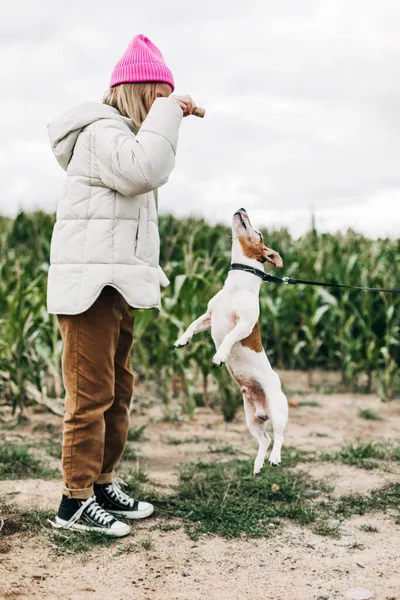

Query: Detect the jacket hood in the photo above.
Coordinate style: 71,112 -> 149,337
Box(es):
47,101 -> 133,171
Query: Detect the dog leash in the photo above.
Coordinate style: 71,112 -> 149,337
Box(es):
230,263 -> 400,295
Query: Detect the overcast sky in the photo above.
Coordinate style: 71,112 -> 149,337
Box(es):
1,0 -> 400,238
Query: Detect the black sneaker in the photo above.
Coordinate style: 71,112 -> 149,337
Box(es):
52,495 -> 130,537
94,478 -> 154,520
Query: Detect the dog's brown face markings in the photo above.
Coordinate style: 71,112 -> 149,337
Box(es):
233,209 -> 283,268
239,236 -> 268,263
239,235 -> 283,267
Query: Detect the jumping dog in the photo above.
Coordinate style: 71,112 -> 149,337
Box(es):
174,208 -> 289,474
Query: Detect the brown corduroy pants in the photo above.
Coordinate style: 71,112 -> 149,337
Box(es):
57,286 -> 135,499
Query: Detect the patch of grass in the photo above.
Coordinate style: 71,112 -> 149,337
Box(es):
299,401 -> 321,407
161,408 -> 182,424
0,504 -> 54,536
333,493 -> 369,518
116,535 -> 155,553
157,523 -> 182,532
0,443 -> 57,479
166,436 -> 218,446
157,459 -> 320,540
312,521 -> 341,539
115,542 -> 138,555
334,483 -> 400,519
208,445 -> 237,456
281,446 -> 317,467
166,438 -> 185,445
127,425 -> 146,442
321,440 -> 399,470
336,441 -> 385,470
392,446 -> 400,461
3,442 -> 399,549
339,441 -> 386,461
368,482 -> 400,512
137,535 -> 154,550
49,530 -> 117,555
360,524 -> 378,533
150,444 -> 400,541
24,508 -> 54,531
123,468 -> 148,488
121,468 -> 166,504
358,409 -> 382,421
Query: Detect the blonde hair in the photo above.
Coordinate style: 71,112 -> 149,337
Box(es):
103,82 -> 159,129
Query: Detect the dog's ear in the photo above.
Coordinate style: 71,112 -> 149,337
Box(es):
263,246 -> 283,268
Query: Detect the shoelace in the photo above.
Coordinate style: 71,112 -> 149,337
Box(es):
105,477 -> 136,508
86,499 -> 115,525
49,496 -> 114,530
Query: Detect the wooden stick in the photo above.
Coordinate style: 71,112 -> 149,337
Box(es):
193,107 -> 206,118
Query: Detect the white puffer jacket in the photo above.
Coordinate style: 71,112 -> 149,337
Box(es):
46,96 -> 183,315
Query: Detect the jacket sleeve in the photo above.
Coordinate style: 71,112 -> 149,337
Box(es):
94,96 -> 183,197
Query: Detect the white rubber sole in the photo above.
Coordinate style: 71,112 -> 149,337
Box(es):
108,505 -> 154,520
54,516 -> 130,537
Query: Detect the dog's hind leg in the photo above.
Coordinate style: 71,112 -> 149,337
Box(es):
243,396 -> 271,475
264,371 -> 288,466
268,402 -> 287,466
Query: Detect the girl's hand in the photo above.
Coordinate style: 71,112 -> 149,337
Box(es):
172,94 -> 196,117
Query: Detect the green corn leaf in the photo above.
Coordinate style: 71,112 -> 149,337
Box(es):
312,304 -> 330,327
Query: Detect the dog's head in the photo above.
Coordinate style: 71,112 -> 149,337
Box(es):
231,208 -> 283,268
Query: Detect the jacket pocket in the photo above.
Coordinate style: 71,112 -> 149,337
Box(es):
135,205 -> 148,261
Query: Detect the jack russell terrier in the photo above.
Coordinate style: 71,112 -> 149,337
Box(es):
174,208 -> 289,474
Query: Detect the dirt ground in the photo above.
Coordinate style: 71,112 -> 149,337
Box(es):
1,370 -> 400,600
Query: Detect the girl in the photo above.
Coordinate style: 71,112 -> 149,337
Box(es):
47,34 -> 196,537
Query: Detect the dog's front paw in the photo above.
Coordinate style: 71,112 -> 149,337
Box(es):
174,335 -> 191,349
212,349 -> 228,366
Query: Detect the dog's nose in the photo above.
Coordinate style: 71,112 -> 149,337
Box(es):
239,207 -> 246,212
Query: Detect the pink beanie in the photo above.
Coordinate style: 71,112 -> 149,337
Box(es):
110,34 -> 175,91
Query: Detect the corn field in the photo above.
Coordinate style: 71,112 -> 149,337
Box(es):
0,211 -> 399,420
